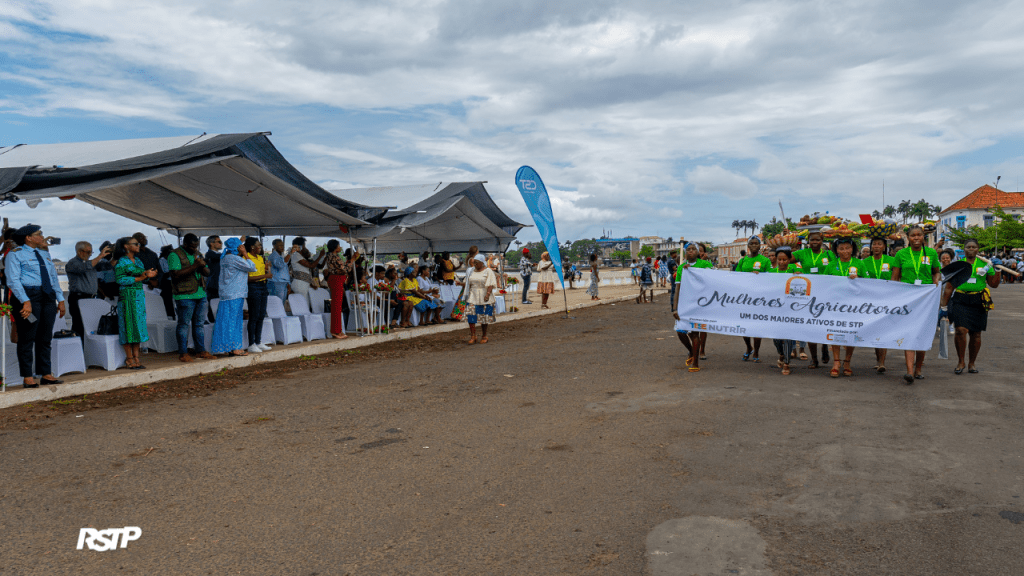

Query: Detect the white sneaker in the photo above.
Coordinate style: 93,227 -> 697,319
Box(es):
259,343 -> 272,351
247,344 -> 263,354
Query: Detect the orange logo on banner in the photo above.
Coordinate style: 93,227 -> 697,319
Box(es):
785,276 -> 811,297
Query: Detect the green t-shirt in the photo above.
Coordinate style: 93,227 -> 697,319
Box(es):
893,247 -> 940,285
735,255 -> 772,273
791,248 -> 837,275
860,254 -> 897,280
955,258 -> 996,292
166,250 -> 207,300
767,263 -> 799,273
675,259 -> 714,282
825,258 -> 865,278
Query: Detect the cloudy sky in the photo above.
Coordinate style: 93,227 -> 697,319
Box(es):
3,0 -> 1023,260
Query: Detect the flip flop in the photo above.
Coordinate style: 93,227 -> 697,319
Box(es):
751,357 -> 761,363
688,366 -> 701,372
903,374 -> 914,384
968,368 -> 979,373
742,352 -> 752,361
230,350 -> 249,356
782,366 -> 791,375
686,357 -> 693,367
877,366 -> 886,374
799,352 -> 809,361
954,366 -> 964,375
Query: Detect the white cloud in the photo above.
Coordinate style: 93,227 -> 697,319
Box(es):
686,166 -> 758,199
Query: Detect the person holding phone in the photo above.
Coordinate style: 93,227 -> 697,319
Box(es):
6,224 -> 67,387
66,241 -> 111,343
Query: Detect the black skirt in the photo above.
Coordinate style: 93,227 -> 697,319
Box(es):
949,291 -> 987,332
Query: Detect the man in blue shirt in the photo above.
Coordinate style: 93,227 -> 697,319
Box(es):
268,239 -> 291,303
6,224 -> 66,388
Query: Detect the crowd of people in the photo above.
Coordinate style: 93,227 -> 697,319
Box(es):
0,226 -> 527,388
671,228 -> 1006,382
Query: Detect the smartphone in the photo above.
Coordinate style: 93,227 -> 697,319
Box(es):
26,313 -> 37,323
50,238 -> 61,245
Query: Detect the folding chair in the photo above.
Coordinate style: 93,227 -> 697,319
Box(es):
265,295 -> 302,345
50,316 -> 87,377
78,299 -> 128,371
287,294 -> 327,341
308,288 -> 335,334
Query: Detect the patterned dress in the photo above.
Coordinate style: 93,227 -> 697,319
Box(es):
586,264 -> 600,297
115,257 -> 149,345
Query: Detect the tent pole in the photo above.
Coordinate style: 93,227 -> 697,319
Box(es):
349,233 -> 363,336
371,237 -> 378,333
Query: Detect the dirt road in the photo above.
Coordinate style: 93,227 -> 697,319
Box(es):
1,288 -> 1022,575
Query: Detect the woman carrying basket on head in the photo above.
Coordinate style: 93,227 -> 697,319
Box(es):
734,236 -> 771,363
824,237 -> 865,378
861,236 -> 897,373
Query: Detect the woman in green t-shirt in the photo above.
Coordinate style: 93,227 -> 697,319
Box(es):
673,243 -> 714,372
825,237 -> 863,377
767,246 -> 797,375
939,238 -> 1000,374
861,237 -> 897,374
735,236 -> 770,362
891,225 -> 941,384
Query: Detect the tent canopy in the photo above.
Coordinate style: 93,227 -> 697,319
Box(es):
348,195 -> 517,253
333,181 -> 526,252
0,133 -> 386,236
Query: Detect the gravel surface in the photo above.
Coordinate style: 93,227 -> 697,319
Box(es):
1,286 -> 1022,575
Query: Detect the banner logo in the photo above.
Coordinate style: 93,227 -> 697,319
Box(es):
785,276 -> 811,297
77,527 -> 142,551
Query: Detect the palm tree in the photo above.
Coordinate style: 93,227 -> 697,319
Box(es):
749,219 -> 758,234
897,199 -> 912,224
738,220 -> 748,236
731,220 -> 741,237
882,205 -> 896,218
871,210 -> 882,219
931,204 -> 942,216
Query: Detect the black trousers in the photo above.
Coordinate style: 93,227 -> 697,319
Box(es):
247,282 -> 269,346
12,288 -> 58,378
521,274 -> 531,302
68,291 -> 97,341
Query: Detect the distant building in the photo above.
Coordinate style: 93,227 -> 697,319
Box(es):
596,238 -> 640,260
716,237 -> 759,268
938,185 -> 1024,242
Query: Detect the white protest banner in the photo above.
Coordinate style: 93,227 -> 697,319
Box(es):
676,268 -> 940,350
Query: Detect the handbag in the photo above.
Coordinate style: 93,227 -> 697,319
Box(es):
96,305 -> 120,335
53,329 -> 77,339
450,286 -> 467,321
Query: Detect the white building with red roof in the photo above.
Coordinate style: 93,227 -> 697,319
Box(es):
938,185 -> 1024,238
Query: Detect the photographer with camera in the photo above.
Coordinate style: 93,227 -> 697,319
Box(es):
66,241 -> 111,342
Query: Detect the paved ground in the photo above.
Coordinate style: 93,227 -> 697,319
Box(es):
1,284 -> 1022,575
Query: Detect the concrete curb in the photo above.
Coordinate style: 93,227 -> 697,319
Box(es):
0,292 -> 646,409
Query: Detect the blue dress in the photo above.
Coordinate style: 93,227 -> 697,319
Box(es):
211,253 -> 255,354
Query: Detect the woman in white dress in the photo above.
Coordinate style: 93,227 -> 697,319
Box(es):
536,251 -> 557,309
465,254 -> 497,344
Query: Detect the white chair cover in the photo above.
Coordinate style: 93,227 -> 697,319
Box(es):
308,288 -> 335,332
143,291 -> 177,353
265,295 -> 302,344
287,294 -> 326,341
50,316 -> 87,377
241,297 -> 276,346
78,299 -> 127,371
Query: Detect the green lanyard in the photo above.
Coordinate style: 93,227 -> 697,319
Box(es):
910,249 -> 923,278
838,259 -> 851,276
809,250 -> 824,269
871,256 -> 883,278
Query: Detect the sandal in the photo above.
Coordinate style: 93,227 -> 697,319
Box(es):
968,367 -> 979,374
688,366 -> 701,372
230,350 -> 249,356
807,362 -> 819,369
830,364 -> 840,378
751,357 -> 761,363
686,357 -> 694,367
480,337 -> 488,344
877,366 -> 886,374
699,355 -> 707,361
777,358 -> 785,369
903,374 -> 914,384
468,338 -> 477,345
954,365 -> 964,375
799,352 -> 808,361
782,365 -> 791,376
742,351 -> 752,361
842,361 -> 853,377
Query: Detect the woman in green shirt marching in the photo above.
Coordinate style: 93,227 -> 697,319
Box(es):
861,237 -> 897,373
735,236 -> 771,362
673,243 -> 714,372
940,238 -> 1000,375
890,226 -> 941,384
767,245 -> 798,375
825,237 -> 864,378
791,231 -> 836,368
